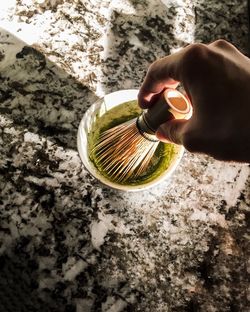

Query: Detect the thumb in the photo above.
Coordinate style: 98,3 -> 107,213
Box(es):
156,119 -> 189,145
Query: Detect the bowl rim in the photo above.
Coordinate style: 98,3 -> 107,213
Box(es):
77,89 -> 184,192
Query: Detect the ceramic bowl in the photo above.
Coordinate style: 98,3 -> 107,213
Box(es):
77,89 -> 184,191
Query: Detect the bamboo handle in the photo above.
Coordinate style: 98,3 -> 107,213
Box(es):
143,88 -> 191,133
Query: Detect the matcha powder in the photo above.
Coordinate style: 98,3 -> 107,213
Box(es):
87,100 -> 177,186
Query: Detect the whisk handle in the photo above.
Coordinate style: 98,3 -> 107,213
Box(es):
142,88 -> 191,133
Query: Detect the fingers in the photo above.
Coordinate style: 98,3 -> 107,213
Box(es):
208,39 -> 249,62
138,43 -> 208,109
208,39 -> 239,53
155,119 -> 188,145
138,54 -> 181,109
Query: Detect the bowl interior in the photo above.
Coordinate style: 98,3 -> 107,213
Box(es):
77,89 -> 184,191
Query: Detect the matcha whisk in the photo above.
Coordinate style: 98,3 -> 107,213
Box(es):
93,88 -> 191,183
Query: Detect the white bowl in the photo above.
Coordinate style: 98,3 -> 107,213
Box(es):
77,89 -> 184,191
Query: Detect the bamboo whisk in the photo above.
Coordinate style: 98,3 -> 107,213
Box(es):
92,88 -> 191,183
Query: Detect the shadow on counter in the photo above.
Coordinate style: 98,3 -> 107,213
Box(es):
0,29 -> 97,312
0,2 -> 179,310
0,1 -> 195,311
0,27 -> 98,150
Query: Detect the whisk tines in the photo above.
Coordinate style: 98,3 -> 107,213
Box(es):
92,117 -> 159,183
91,88 -> 191,184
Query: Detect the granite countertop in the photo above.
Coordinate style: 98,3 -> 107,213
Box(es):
0,1 -> 249,311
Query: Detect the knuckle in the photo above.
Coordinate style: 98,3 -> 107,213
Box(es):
149,56 -> 168,72
147,60 -> 161,81
148,60 -> 158,72
211,39 -> 230,49
182,43 -> 210,73
184,43 -> 209,61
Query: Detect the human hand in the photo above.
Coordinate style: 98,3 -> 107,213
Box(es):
138,40 -> 250,162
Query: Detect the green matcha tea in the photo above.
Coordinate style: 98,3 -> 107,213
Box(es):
88,99 -> 177,185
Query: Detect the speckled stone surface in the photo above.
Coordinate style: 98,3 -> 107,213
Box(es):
0,1 -> 249,311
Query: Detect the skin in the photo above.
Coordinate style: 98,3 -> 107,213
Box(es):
138,40 -> 250,162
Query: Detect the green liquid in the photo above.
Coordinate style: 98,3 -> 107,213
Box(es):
87,99 -> 177,185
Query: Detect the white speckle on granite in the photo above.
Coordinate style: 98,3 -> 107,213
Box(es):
0,27 -> 25,70
189,209 -> 208,222
39,276 -> 56,290
102,297 -> 127,312
0,1 -> 249,311
75,298 -> 93,312
24,131 -> 40,143
128,34 -> 144,49
64,259 -> 88,281
90,213 -> 113,250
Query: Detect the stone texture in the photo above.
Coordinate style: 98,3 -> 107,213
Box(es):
0,1 -> 249,311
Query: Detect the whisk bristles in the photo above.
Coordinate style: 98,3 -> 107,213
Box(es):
92,118 -> 160,182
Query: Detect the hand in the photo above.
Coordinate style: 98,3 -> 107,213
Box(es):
138,40 -> 250,162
